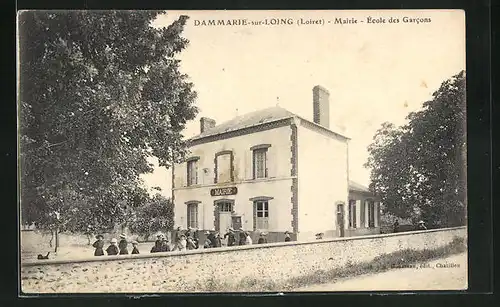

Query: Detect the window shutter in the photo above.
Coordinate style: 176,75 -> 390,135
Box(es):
252,151 -> 256,179
253,202 -> 257,230
195,161 -> 198,185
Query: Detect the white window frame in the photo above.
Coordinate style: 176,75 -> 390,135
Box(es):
187,203 -> 199,228
218,202 -> 233,212
254,200 -> 269,230
251,144 -> 271,180
253,149 -> 268,179
186,159 -> 198,186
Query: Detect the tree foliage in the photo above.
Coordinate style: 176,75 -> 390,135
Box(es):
19,11 -> 197,233
365,71 -> 466,228
127,194 -> 174,240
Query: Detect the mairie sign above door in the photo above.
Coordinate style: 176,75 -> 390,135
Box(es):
210,187 -> 238,197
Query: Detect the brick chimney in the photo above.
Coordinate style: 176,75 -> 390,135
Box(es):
312,85 -> 330,128
200,117 -> 216,133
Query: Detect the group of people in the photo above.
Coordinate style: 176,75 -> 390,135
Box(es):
92,233 -> 139,256
92,227 -> 294,256
204,227 -> 292,247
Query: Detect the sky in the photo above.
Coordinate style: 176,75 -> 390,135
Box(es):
141,10 -> 466,196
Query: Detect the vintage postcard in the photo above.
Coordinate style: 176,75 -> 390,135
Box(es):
18,9 -> 467,294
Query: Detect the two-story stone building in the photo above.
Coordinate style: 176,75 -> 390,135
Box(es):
172,85 -> 381,242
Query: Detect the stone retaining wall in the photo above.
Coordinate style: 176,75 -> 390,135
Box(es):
20,226 -> 466,293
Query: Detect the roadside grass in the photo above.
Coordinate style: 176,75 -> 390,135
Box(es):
199,236 -> 466,292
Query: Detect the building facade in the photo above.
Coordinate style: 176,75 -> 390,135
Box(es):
346,181 -> 382,237
172,85 -> 380,242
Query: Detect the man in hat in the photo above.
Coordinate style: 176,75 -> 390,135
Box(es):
257,232 -> 268,244
131,240 -> 140,254
92,235 -> 105,256
118,233 -> 129,255
224,227 -> 236,247
417,220 -> 427,230
284,231 -> 291,242
106,238 -> 119,255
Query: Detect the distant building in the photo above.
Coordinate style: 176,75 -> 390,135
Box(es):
172,85 -> 381,242
347,181 -> 382,236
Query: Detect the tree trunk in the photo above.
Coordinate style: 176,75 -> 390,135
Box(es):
49,229 -> 54,247
54,227 -> 59,253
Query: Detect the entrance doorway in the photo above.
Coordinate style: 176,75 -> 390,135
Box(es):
337,203 -> 345,237
218,201 -> 233,232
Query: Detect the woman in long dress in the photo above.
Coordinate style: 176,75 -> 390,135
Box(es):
92,235 -> 105,256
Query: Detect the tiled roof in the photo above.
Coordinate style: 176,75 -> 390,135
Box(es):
349,180 -> 371,193
189,106 -> 349,141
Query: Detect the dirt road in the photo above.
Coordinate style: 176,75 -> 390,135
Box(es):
295,252 -> 468,291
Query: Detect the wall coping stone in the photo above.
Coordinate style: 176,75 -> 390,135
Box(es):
21,226 -> 466,267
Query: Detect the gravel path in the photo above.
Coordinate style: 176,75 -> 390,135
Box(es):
295,252 -> 468,291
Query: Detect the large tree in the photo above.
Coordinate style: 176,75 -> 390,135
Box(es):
365,71 -> 466,228
19,11 -> 197,240
127,194 -> 174,241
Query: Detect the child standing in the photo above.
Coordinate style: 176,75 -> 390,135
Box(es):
92,235 -> 105,256
118,233 -> 129,255
245,232 -> 253,245
106,238 -> 119,255
178,234 -> 187,251
131,240 -> 140,254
